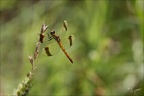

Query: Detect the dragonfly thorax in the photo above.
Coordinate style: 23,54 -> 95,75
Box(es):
50,31 -> 61,42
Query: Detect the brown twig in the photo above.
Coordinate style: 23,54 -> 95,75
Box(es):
13,23 -> 48,96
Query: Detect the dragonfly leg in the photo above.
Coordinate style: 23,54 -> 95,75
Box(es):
46,33 -> 53,41
48,37 -> 53,41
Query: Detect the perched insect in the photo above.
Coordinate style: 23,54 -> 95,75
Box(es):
43,20 -> 74,63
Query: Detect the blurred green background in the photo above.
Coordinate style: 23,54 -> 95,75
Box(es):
0,0 -> 143,95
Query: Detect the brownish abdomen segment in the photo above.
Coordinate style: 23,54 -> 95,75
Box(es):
58,42 -> 73,63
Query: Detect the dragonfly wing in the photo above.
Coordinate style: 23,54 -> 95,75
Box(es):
60,35 -> 75,49
63,20 -> 67,31
46,20 -> 67,38
43,42 -> 60,56
58,20 -> 68,37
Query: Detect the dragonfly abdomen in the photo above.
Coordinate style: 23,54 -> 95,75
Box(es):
58,42 -> 73,63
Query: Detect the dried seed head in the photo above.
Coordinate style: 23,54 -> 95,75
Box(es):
28,56 -> 34,67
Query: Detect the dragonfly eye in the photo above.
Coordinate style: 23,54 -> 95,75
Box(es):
50,31 -> 55,35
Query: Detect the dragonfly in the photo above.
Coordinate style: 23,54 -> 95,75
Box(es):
43,20 -> 74,63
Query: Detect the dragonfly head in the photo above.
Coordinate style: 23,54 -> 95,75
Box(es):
50,31 -> 55,35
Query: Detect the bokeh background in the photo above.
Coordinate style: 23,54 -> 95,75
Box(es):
0,0 -> 143,95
